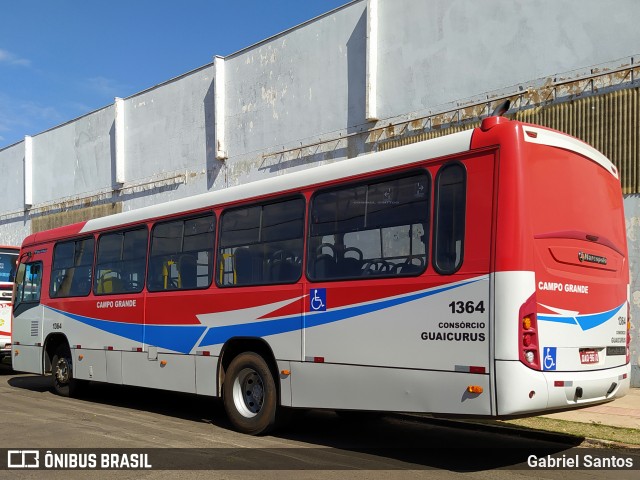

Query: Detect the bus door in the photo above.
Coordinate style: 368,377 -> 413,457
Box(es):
299,153 -> 496,411
12,258 -> 45,373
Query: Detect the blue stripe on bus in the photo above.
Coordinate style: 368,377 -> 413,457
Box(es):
44,306 -> 207,354
44,276 -> 486,353
197,278 -> 483,347
537,303 -> 625,331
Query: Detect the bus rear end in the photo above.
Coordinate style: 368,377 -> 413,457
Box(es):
490,122 -> 630,416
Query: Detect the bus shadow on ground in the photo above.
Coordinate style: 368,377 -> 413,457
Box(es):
6,367 -> 584,472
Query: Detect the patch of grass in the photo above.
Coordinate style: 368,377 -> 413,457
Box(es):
498,417 -> 640,447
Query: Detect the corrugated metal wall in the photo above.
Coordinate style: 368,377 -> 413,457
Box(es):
381,87 -> 640,194
517,88 -> 640,194
31,203 -> 122,234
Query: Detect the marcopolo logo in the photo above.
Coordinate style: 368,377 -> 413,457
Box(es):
578,251 -> 607,265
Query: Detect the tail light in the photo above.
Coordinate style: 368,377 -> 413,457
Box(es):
519,292 -> 540,370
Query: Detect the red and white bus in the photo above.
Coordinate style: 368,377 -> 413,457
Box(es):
11,115 -> 630,434
0,246 -> 19,361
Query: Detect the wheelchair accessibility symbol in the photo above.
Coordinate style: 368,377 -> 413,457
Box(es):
310,288 -> 326,311
543,347 -> 557,371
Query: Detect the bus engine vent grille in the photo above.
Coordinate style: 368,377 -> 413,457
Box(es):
30,321 -> 38,337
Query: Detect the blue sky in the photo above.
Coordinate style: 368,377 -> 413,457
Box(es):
0,0 -> 350,148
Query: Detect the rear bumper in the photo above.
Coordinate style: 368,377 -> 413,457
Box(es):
495,359 -> 630,416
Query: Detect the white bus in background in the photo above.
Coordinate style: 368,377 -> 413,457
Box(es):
0,246 -> 19,362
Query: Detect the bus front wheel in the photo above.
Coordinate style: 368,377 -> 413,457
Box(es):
223,352 -> 277,435
51,345 -> 82,397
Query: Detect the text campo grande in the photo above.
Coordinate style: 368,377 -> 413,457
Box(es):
96,299 -> 137,309
538,282 -> 589,294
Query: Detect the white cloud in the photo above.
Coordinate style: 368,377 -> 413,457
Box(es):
84,76 -> 123,97
0,48 -> 31,67
0,93 -> 63,147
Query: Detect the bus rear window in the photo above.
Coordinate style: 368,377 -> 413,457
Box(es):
529,149 -> 625,248
433,163 -> 466,274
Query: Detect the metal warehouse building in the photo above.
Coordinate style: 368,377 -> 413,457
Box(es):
1,0 -> 639,384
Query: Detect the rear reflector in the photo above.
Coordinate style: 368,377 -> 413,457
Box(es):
455,365 -> 487,374
554,380 -> 574,387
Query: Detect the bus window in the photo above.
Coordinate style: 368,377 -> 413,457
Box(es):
308,172 -> 430,280
433,162 -> 466,274
148,214 -> 215,291
15,262 -> 43,305
217,198 -> 304,286
95,228 -> 148,294
50,238 -> 95,298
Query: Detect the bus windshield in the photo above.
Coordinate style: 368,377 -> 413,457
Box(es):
0,250 -> 18,284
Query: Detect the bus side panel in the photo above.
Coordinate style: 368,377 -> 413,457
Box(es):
12,305 -> 45,374
302,276 -> 489,371
12,344 -> 44,375
298,150 -> 496,412
290,362 -> 492,414
146,285 -> 304,361
121,351 -> 197,394
46,297 -> 145,354
74,348 -> 108,382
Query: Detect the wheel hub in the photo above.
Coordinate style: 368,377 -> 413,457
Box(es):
233,368 -> 265,417
56,359 -> 69,384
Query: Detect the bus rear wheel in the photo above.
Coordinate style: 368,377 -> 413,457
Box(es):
223,352 -> 277,435
51,345 -> 82,397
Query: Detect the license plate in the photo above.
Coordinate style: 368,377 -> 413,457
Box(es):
580,349 -> 599,364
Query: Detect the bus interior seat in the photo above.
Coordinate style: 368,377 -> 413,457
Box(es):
97,271 -> 123,294
70,266 -> 91,295
179,255 -> 197,289
337,257 -> 362,277
269,255 -> 299,283
234,247 -> 263,285
313,254 -> 336,279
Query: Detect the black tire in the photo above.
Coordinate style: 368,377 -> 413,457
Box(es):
51,344 -> 83,397
223,352 -> 278,435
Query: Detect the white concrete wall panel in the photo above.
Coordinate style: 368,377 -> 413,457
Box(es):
0,142 -> 28,246
31,106 -> 114,204
0,143 -> 25,213
376,0 -> 638,120
224,1 -> 367,183
123,66 -> 215,187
